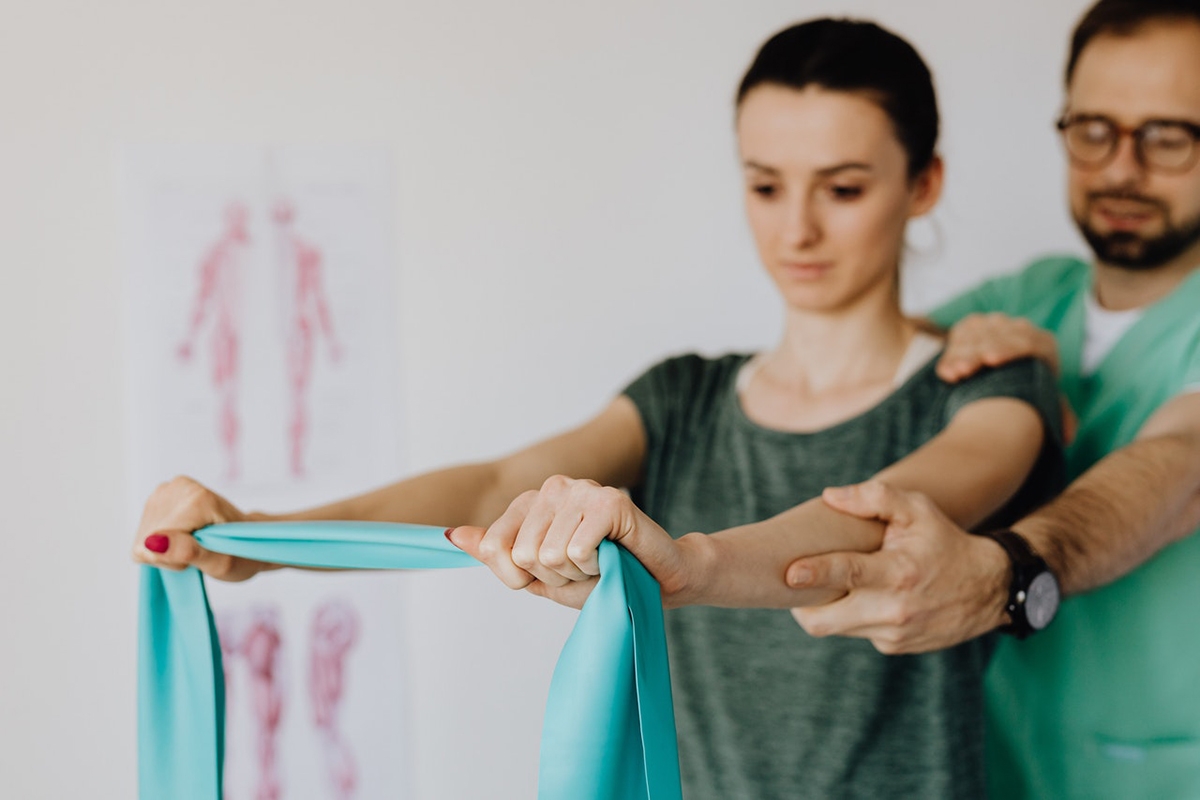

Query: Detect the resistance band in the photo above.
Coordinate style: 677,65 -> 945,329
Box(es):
138,521 -> 682,799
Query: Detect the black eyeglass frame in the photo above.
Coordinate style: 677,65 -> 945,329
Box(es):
1055,113 -> 1200,174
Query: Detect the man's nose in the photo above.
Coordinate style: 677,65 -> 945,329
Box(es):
1100,133 -> 1148,187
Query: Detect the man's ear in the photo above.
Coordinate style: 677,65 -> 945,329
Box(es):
908,155 -> 944,218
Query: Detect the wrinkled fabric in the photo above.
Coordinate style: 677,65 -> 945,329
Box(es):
139,521 -> 681,800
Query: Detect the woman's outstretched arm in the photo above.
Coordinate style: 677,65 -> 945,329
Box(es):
451,396 -> 1048,610
131,396 -> 647,581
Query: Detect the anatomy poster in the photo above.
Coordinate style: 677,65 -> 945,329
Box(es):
122,146 -> 411,799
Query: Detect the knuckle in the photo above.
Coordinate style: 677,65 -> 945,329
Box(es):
513,490 -> 540,512
565,543 -> 593,565
538,546 -> 567,568
894,562 -> 921,592
542,474 -> 571,494
883,600 -> 914,628
511,547 -> 538,571
845,557 -> 865,589
476,534 -> 501,561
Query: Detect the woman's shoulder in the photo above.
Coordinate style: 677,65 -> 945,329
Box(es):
626,351 -> 753,390
621,352 -> 753,426
938,358 -> 1063,440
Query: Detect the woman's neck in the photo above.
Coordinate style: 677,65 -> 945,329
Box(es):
763,291 -> 915,397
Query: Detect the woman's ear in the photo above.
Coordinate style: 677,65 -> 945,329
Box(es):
908,155 -> 944,218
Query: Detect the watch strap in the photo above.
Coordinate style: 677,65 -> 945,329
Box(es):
979,529 -> 1051,639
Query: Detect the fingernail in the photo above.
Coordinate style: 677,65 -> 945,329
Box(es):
444,527 -> 460,549
824,485 -> 850,498
144,534 -> 170,554
789,567 -> 812,587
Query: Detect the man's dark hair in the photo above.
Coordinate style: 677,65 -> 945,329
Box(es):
736,18 -> 939,179
1066,0 -> 1200,84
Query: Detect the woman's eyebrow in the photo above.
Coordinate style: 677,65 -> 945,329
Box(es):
742,160 -> 780,175
815,162 -> 873,177
741,160 -> 874,176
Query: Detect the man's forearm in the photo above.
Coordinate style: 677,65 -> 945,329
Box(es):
1015,431 -> 1200,596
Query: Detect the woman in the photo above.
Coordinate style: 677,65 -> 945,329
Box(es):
135,19 -> 1062,798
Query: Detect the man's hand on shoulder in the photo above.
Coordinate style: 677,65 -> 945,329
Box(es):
936,312 -> 1061,383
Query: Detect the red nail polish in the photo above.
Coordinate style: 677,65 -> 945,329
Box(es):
444,527 -> 461,549
145,534 -> 170,554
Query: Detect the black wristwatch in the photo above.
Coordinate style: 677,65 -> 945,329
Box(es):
979,529 -> 1060,639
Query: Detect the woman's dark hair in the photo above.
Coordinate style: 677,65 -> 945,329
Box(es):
1066,0 -> 1200,85
736,18 -> 939,179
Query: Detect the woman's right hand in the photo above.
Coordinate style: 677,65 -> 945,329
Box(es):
131,475 -> 271,582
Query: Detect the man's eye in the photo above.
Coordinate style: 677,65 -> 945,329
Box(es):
752,185 -> 777,198
1145,126 -> 1191,150
1080,121 -> 1113,144
830,185 -> 863,200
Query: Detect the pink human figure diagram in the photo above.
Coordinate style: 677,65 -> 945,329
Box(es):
240,607 -> 286,800
177,202 -> 250,481
272,200 -> 343,478
214,611 -> 243,800
309,600 -> 361,800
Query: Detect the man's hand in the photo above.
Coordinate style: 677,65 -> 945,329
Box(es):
936,312 -> 1061,382
936,312 -> 1075,441
786,481 -> 1011,654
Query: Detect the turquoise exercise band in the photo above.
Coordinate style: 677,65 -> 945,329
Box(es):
138,521 -> 682,799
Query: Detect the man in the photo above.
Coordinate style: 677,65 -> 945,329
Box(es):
786,1 -> 1200,797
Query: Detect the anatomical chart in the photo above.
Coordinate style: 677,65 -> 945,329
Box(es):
123,146 -> 412,799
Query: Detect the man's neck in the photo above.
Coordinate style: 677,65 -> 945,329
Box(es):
1092,244 -> 1200,311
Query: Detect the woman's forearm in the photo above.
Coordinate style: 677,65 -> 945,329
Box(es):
670,498 -> 883,609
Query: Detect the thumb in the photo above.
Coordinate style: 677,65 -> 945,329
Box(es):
821,480 -> 906,524
445,525 -> 486,560
786,550 -> 875,594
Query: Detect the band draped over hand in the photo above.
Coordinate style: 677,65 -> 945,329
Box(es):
138,522 -> 682,800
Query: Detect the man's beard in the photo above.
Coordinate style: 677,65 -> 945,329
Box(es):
1075,191 -> 1200,271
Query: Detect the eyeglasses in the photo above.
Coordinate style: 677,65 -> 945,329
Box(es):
1056,114 -> 1200,173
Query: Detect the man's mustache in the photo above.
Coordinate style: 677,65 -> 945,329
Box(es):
1085,190 -> 1168,215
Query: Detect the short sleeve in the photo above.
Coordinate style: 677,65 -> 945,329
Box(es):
621,354 -> 706,460
942,358 -> 1067,527
944,358 -> 1062,441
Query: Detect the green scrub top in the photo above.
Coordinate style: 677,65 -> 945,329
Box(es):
931,256 -> 1200,799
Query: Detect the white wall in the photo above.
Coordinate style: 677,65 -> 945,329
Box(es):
0,1 -> 1092,797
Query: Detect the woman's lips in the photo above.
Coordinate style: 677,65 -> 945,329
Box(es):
779,261 -> 833,280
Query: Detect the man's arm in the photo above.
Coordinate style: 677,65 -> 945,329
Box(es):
1014,392 -> 1200,594
787,392 -> 1200,653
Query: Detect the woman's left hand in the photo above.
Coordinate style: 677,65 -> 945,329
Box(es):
446,475 -> 699,609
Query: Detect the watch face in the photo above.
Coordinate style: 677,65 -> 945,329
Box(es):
1026,572 -> 1060,630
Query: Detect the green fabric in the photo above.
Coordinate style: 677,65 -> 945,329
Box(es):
623,353 -> 1064,799
138,522 -> 682,800
932,256 -> 1200,799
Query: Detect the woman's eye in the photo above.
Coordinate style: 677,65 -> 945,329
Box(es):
751,184 -> 777,198
829,185 -> 863,200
